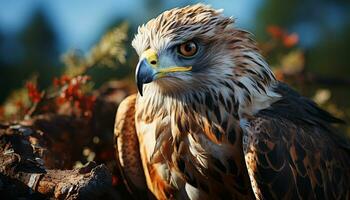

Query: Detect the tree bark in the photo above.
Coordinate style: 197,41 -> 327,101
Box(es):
0,123 -> 114,199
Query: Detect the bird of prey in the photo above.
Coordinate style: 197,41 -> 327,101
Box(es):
114,4 -> 350,200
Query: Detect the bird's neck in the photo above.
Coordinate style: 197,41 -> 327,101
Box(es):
141,76 -> 280,122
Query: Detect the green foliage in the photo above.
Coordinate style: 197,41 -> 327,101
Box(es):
0,22 -> 130,121
62,22 -> 128,76
0,8 -> 61,103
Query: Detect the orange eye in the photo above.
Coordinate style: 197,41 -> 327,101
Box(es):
178,41 -> 198,57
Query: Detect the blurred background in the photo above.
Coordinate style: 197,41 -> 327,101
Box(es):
0,0 -> 349,143
0,0 -> 349,197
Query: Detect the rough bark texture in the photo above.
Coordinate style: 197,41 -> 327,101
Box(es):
0,123 -> 115,199
0,81 -> 136,199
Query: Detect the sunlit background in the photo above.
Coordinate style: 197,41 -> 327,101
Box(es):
0,0 -> 350,132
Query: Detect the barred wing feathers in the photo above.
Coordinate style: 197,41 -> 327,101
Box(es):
243,83 -> 350,199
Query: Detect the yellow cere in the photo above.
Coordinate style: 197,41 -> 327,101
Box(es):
142,49 -> 159,68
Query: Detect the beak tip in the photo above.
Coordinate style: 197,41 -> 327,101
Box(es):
137,82 -> 143,96
135,58 -> 156,97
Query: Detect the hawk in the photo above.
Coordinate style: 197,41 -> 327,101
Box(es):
114,4 -> 350,200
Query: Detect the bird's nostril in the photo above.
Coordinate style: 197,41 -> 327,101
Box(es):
150,60 -> 157,65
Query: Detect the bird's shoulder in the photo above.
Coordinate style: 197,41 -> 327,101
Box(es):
115,94 -> 137,133
114,94 -> 150,198
241,83 -> 350,199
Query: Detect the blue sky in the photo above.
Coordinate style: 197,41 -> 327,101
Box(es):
0,0 -> 262,52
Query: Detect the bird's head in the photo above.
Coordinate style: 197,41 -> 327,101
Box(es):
132,4 -> 236,96
132,4 -> 278,109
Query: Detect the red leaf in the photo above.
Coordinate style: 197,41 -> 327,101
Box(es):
60,75 -> 71,85
267,25 -> 285,39
53,77 -> 60,87
283,33 -> 299,48
26,82 -> 42,103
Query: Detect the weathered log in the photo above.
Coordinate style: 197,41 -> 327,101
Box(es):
0,123 -> 114,199
0,81 -> 136,199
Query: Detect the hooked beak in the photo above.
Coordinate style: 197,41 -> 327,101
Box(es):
135,58 -> 157,96
135,49 -> 192,96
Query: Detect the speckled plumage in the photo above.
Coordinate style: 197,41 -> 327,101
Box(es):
115,4 -> 350,200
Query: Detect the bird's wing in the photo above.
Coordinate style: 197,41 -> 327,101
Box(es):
114,94 -> 148,196
244,116 -> 350,199
243,84 -> 350,199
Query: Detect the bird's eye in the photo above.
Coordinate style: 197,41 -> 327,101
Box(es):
177,41 -> 198,58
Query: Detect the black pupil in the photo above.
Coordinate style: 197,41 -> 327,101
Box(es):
185,43 -> 194,52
